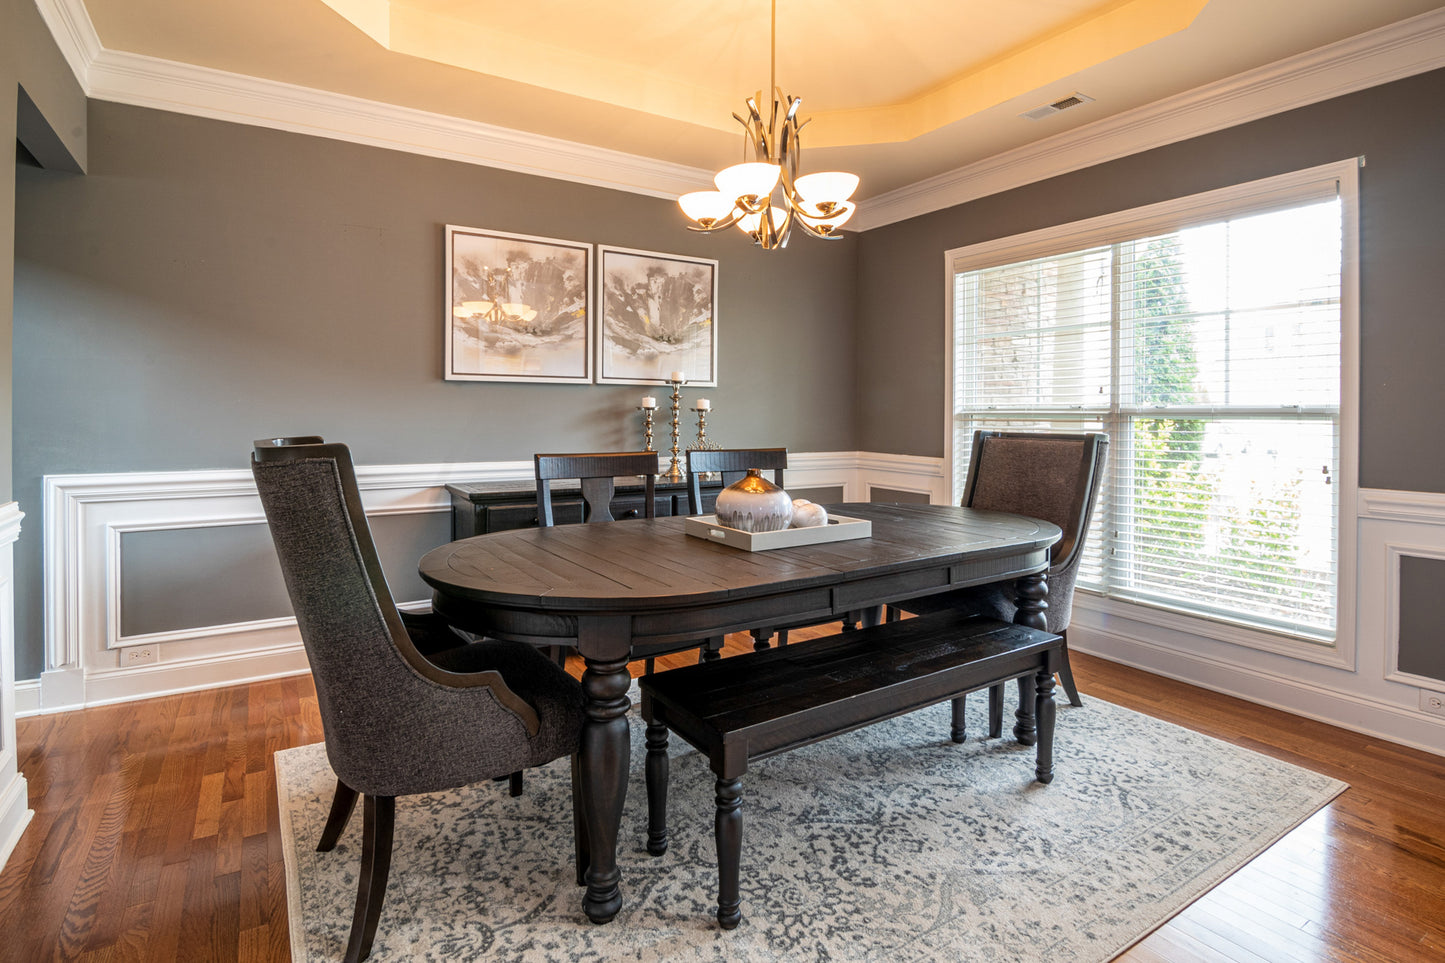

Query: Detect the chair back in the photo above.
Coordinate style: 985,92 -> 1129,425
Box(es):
961,430 -> 1108,630
534,451 -> 660,526
252,437 -> 526,795
686,447 -> 788,514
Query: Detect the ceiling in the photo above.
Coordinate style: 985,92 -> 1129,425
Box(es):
77,0 -> 1445,199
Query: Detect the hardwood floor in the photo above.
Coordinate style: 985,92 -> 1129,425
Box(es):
3,634 -> 1443,961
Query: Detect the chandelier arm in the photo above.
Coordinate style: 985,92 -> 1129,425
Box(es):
790,216 -> 845,241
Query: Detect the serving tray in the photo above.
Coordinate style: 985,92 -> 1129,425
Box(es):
684,513 -> 872,552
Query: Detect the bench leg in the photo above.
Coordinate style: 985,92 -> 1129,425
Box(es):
750,628 -> 774,651
1035,668 -> 1057,784
987,685 -> 1004,739
715,776 -> 743,930
645,722 -> 670,856
950,696 -> 967,743
1013,674 -> 1037,746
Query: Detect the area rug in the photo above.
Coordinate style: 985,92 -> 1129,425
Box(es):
276,692 -> 1345,962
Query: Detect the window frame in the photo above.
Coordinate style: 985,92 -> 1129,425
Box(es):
942,160 -> 1360,669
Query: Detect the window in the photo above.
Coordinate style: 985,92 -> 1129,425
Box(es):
947,162 -> 1358,646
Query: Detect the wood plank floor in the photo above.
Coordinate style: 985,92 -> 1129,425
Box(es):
3,633 -> 1443,961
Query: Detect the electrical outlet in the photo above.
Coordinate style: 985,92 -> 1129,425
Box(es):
124,645 -> 157,667
1422,689 -> 1445,718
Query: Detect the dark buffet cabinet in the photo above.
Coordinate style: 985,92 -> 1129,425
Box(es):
447,478 -> 724,539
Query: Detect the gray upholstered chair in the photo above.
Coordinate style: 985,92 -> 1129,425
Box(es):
252,437 -> 585,963
889,430 -> 1108,717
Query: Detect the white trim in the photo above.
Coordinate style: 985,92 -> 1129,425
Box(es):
943,159 -> 1360,668
0,503 -> 29,872
31,1 -> 1445,221
12,681 -> 40,718
1358,487 -> 1445,524
1381,542 -> 1445,694
32,452 -> 862,712
35,0 -> 710,200
857,8 -> 1445,230
1072,625 -> 1445,759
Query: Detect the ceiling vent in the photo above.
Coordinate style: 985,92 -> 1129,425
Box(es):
1020,92 -> 1095,121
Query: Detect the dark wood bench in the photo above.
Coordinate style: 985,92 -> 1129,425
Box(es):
638,609 -> 1063,929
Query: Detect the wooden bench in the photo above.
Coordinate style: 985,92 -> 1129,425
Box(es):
638,609 -> 1063,929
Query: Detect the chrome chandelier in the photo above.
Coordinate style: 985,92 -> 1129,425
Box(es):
678,0 -> 859,250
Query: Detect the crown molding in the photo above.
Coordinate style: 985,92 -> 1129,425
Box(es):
34,0 -> 712,200
854,7 -> 1445,231
33,1 -> 1445,224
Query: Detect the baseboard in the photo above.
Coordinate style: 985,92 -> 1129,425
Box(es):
0,771 -> 34,874
1071,626 -> 1445,759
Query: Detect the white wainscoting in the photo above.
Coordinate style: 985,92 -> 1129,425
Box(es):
1071,487 -> 1445,757
24,460 -> 1445,759
0,503 -> 32,872
26,452 -> 886,714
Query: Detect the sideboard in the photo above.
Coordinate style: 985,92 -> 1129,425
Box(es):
446,478 -> 725,539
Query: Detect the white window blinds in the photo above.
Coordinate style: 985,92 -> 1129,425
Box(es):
950,165 -> 1351,642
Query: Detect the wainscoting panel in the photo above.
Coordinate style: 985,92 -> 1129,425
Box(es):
1073,487 -> 1445,756
33,453 -> 871,712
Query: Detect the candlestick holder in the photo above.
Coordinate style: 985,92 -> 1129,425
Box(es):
690,406 -> 722,480
636,405 -> 656,452
663,378 -> 685,482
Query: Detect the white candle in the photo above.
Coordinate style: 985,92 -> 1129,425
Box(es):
641,396 -> 657,409
669,370 -> 685,383
696,398 -> 711,410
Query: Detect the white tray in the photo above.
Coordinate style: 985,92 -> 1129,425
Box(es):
684,513 -> 872,552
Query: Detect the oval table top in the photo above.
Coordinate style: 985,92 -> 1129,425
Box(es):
419,502 -> 1061,614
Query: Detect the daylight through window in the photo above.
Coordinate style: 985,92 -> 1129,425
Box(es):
950,168 -> 1352,643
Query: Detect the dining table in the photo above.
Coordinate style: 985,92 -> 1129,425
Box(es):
418,501 -> 1062,923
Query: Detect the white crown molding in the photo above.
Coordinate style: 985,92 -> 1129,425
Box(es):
35,0 -> 711,200
34,1 -> 1445,219
854,7 -> 1445,231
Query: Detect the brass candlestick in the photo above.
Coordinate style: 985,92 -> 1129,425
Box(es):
637,405 -> 656,452
664,378 -> 685,481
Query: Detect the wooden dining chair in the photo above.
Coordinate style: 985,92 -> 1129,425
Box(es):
534,450 -> 718,669
535,451 -> 659,526
685,447 -> 787,515
253,437 -> 586,963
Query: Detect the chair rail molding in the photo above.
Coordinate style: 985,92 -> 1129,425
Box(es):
0,502 -> 32,872
32,453 -> 866,714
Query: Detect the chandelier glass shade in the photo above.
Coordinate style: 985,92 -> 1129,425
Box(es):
678,2 -> 859,250
450,269 -> 537,327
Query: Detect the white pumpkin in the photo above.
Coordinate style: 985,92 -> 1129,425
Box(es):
790,499 -> 828,528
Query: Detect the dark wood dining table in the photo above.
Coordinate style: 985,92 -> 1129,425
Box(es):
418,501 -> 1061,923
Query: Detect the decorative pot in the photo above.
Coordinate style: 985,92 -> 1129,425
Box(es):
715,469 -> 793,533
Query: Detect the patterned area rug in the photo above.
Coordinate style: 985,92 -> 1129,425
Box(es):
276,692 -> 1344,962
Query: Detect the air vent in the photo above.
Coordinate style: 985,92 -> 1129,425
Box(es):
1020,91 -> 1095,121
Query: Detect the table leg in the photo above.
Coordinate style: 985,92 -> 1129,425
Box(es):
1012,571 -> 1048,744
579,655 -> 630,923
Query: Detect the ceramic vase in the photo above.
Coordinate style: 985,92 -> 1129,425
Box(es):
715,469 -> 793,532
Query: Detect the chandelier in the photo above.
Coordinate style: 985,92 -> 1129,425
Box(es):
677,0 -> 859,250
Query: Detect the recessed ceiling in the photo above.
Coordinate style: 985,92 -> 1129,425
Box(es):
77,0 -> 1445,198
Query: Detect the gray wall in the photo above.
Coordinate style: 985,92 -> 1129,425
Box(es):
4,0 -> 86,506
12,101 -> 859,679
856,67 -> 1445,498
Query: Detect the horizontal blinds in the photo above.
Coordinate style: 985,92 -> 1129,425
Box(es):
951,192 -> 1343,642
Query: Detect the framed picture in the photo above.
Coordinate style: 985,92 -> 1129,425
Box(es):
596,246 -> 718,386
445,225 -> 592,383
